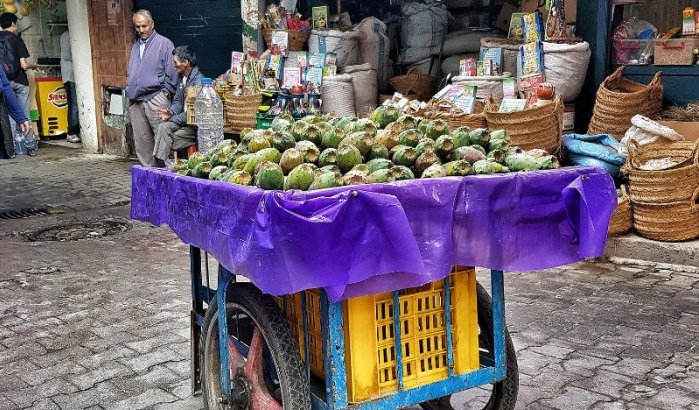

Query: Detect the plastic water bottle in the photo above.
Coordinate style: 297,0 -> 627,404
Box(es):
194,78 -> 224,153
13,132 -> 27,155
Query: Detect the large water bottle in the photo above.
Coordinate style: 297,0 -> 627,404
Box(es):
194,78 -> 224,153
13,132 -> 27,155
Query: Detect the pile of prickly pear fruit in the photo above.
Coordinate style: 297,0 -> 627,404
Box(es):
170,107 -> 560,191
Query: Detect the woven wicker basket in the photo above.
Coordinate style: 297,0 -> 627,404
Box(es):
225,93 -> 261,132
484,96 -> 564,153
627,140 -> 699,204
262,28 -> 311,52
588,67 -> 663,140
413,99 -> 486,130
389,68 -> 439,102
632,188 -> 699,242
609,186 -> 633,236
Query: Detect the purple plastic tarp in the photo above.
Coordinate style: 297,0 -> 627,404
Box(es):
131,166 -> 616,301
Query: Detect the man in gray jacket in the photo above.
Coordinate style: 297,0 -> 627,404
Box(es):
127,9 -> 177,167
152,45 -> 203,165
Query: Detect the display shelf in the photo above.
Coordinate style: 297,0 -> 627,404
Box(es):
47,22 -> 68,36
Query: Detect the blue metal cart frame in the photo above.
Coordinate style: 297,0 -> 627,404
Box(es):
189,246 -> 510,409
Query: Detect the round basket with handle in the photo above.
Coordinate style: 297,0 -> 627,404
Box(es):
588,67 -> 663,140
412,99 -> 486,130
484,95 -> 564,154
262,28 -> 311,52
626,139 -> 699,204
389,68 -> 439,102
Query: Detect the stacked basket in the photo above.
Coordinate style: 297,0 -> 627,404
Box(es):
225,92 -> 261,132
627,140 -> 699,241
608,186 -> 633,236
588,67 -> 663,140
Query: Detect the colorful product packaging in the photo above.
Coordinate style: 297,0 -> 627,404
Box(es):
521,11 -> 544,43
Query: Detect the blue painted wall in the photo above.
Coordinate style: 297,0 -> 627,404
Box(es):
133,0 -> 243,78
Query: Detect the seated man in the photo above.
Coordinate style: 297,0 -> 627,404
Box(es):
153,45 -> 204,165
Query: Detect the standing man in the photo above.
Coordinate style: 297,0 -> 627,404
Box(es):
152,45 -> 203,165
127,9 -> 178,167
0,12 -> 37,156
60,29 -> 80,143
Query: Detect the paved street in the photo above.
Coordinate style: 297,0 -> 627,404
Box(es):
0,145 -> 697,410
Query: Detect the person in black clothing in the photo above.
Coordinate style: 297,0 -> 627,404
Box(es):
0,13 -> 37,156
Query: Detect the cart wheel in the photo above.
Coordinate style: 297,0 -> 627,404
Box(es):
200,283 -> 311,410
420,282 -> 519,410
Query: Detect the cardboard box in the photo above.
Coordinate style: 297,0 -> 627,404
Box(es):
658,121 -> 699,142
521,0 -> 576,23
495,3 -> 520,32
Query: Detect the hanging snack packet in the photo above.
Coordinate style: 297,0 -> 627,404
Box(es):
520,41 -> 544,76
521,11 -> 544,43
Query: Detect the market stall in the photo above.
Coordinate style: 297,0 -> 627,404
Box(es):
583,2 -> 699,243
132,162 -> 614,409
133,90 -> 619,410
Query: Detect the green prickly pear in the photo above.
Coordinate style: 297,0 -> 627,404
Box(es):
421,163 -> 447,179
284,163 -> 316,191
279,148 -> 305,174
254,161 -> 285,190
336,144 -> 363,173
295,141 -> 321,164
392,146 -> 418,167
443,160 -> 472,176
318,148 -> 338,167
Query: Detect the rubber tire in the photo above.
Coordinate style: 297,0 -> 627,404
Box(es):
200,283 -> 311,409
420,282 -> 519,410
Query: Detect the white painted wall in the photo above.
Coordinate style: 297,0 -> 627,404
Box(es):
65,0 -> 99,153
19,2 -> 66,61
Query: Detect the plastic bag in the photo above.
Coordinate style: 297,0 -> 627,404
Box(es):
619,115 -> 684,156
563,133 -> 627,176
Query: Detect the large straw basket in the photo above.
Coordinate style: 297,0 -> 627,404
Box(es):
609,186 -> 633,236
413,99 -> 486,130
225,93 -> 261,132
389,68 -> 439,101
262,28 -> 311,52
484,96 -> 564,153
627,139 -> 699,204
588,67 -> 663,140
632,188 -> 699,242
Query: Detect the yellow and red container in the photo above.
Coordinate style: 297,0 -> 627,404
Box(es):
35,77 -> 68,137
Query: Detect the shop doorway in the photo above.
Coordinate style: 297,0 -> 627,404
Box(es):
132,0 -> 244,77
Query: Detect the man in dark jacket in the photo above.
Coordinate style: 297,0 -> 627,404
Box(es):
127,9 -> 178,167
0,62 -> 31,159
152,45 -> 203,165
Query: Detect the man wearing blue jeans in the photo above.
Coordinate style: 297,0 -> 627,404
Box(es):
0,13 -> 37,156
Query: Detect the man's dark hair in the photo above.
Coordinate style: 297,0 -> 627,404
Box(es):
173,45 -> 197,67
0,13 -> 18,30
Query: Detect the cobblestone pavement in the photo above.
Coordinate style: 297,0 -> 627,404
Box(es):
0,146 -> 697,410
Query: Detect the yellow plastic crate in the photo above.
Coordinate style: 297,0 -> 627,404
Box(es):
276,266 -> 479,403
